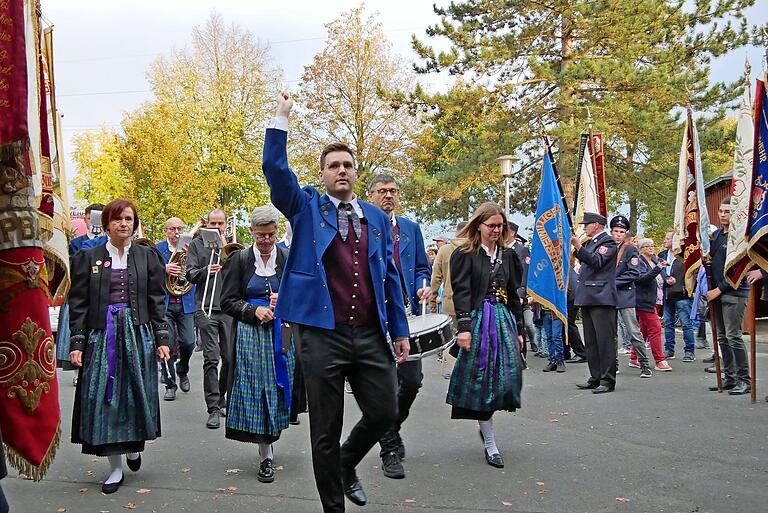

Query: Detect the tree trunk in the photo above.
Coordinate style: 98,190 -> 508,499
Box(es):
626,144 -> 637,234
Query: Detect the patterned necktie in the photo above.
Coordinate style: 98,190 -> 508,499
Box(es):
338,202 -> 362,241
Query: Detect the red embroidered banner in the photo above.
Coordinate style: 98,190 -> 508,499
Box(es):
0,0 -> 29,160
589,133 -> 607,218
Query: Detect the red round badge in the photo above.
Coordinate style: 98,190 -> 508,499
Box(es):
104,260 -> 111,268
598,246 -> 608,255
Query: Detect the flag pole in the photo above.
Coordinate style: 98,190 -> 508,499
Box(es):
704,259 -> 724,392
749,283 -> 757,403
541,137 -> 574,229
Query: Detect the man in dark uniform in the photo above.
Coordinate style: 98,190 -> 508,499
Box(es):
565,265 -> 587,362
611,215 -> 652,377
571,212 -> 618,394
507,223 -> 538,353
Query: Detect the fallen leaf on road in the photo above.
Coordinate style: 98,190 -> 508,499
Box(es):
225,468 -> 242,474
502,501 -> 513,506
616,497 -> 630,503
136,488 -> 151,494
123,503 -> 137,509
79,488 -> 88,493
536,481 -> 545,486
216,488 -> 227,492
274,465 -> 284,471
560,411 -> 569,416
549,419 -> 559,423
227,486 -> 238,491
57,508 -> 66,512
539,490 -> 549,495
180,467 -> 191,473
86,470 -> 95,476
404,499 -> 416,503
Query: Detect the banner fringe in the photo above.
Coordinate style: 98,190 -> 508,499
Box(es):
3,423 -> 60,482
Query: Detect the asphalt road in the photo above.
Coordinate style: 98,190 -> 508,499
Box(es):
4,339 -> 768,513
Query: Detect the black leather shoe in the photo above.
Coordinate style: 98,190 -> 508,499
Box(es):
257,458 -> 275,483
206,410 -> 221,429
704,366 -> 724,374
703,355 -> 715,364
709,382 -> 736,391
126,454 -> 141,472
341,467 -> 367,506
567,357 -> 587,363
397,440 -> 406,460
542,362 -> 557,372
576,382 -> 598,390
164,388 -> 176,401
728,382 -> 750,395
381,451 -> 405,479
484,449 -> 504,468
178,373 -> 190,393
592,385 -> 614,394
556,361 -> 566,373
101,474 -> 124,494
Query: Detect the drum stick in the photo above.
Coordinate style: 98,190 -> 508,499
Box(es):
421,278 -> 427,319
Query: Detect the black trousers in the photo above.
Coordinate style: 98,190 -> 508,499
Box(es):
567,303 -> 586,358
194,310 -> 233,413
581,305 -> 617,388
295,323 -> 398,513
378,358 -> 423,456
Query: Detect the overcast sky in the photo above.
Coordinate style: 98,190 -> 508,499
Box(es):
43,0 -> 768,238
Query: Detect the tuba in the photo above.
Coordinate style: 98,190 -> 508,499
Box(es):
221,214 -> 244,260
166,221 -> 205,297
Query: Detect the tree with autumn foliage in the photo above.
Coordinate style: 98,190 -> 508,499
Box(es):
292,6 -> 421,193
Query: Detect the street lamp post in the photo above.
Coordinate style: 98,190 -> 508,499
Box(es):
497,155 -> 518,221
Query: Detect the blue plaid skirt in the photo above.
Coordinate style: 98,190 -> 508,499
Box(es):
72,307 -> 160,455
447,301 -> 523,416
226,321 -> 296,443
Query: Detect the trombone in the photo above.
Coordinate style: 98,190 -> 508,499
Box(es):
199,225 -> 244,317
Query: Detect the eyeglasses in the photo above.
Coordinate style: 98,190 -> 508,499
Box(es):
481,222 -> 504,231
254,233 -> 276,241
374,188 -> 398,196
166,227 -> 183,232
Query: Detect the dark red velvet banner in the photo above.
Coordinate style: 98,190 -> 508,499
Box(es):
0,0 -> 29,158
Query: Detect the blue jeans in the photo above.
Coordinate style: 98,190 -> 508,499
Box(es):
535,324 -> 549,355
162,303 -> 196,389
663,298 -> 695,355
542,313 -> 564,363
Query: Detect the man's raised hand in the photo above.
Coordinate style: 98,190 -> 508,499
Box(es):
277,92 -> 293,118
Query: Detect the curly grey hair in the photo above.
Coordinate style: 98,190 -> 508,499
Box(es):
250,205 -> 280,229
637,237 -> 655,249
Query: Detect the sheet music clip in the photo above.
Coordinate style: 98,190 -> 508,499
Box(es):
200,228 -> 224,249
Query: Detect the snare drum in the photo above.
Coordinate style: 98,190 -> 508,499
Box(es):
405,313 -> 456,361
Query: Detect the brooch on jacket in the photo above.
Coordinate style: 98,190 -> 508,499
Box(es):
496,288 -> 508,305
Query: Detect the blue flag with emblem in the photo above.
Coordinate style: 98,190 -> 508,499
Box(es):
748,78 -> 768,269
527,151 -> 571,327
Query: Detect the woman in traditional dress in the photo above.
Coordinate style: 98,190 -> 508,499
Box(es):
448,202 -> 524,469
221,205 -> 297,483
68,199 -> 170,494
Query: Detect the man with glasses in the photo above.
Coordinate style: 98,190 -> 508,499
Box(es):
262,93 -> 409,512
571,212 -> 619,394
367,173 -> 432,480
156,217 -> 197,401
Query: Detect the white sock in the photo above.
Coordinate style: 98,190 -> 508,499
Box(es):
126,452 -> 140,461
258,443 -> 273,462
478,420 -> 499,455
105,455 -> 123,484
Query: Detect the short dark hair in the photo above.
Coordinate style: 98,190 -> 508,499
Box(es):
85,203 -> 105,215
102,199 -> 140,234
320,143 -> 355,170
721,196 -> 731,205
368,173 -> 398,192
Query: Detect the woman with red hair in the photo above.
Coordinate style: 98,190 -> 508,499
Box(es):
68,199 -> 170,494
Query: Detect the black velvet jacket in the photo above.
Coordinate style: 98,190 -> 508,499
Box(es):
450,246 -> 524,334
220,245 -> 289,324
68,243 -> 169,352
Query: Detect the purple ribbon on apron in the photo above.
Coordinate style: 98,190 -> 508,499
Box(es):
105,303 -> 128,404
478,297 -> 500,372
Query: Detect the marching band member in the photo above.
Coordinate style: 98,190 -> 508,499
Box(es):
220,205 -> 296,483
186,209 -> 235,429
262,92 -> 409,513
156,217 -> 197,400
68,199 -> 170,494
448,202 -> 524,469
367,173 -> 432,480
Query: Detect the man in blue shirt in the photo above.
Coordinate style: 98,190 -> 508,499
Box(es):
367,174 -> 431,480
156,217 -> 197,401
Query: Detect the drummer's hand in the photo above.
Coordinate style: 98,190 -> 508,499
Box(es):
417,286 -> 433,304
457,331 -> 471,350
394,337 -> 410,364
69,350 -> 83,367
157,345 -> 170,361
255,306 -> 275,323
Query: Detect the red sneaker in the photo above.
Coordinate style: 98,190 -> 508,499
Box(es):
655,360 -> 672,372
